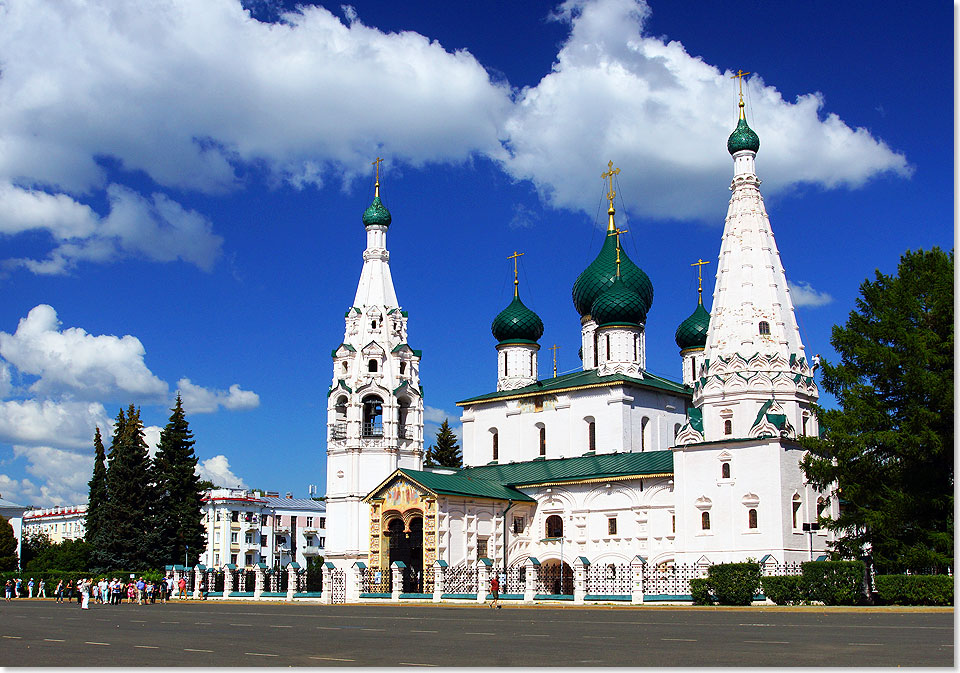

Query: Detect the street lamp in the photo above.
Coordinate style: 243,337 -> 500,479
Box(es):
802,522 -> 820,560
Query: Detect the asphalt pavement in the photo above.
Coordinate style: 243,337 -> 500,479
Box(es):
0,598 -> 953,667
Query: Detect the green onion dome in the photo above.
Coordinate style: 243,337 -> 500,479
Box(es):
727,116 -> 760,155
572,234 -> 653,319
491,293 -> 544,344
591,276 -> 647,327
675,301 -> 711,350
362,195 -> 392,227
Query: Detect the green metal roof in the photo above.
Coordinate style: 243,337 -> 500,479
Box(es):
459,450 -> 673,486
491,292 -> 544,344
727,115 -> 760,155
362,195 -> 392,227
396,469 -> 535,502
572,231 -> 653,318
591,275 -> 646,327
675,301 -> 710,350
456,368 -> 689,406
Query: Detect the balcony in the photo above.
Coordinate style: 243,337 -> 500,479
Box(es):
361,422 -> 383,438
329,422 -> 347,441
302,546 -> 322,556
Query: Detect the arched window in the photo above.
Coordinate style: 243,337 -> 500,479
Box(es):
362,395 -> 383,437
758,321 -> 770,336
641,417 -> 650,451
634,335 -> 639,361
399,362 -> 406,375
724,419 -> 732,435
398,399 -> 411,439
605,334 -> 611,361
368,359 -> 378,373
748,508 -> 758,529
801,412 -> 809,436
593,331 -> 598,368
587,421 -> 596,452
529,352 -> 534,376
817,496 -> 828,517
539,426 -> 546,456
371,319 -> 378,330
721,462 -> 731,479
674,423 -> 681,439
342,361 -> 348,374
701,511 -> 711,530
691,357 -> 697,381
492,431 -> 499,461
503,351 -> 509,375
792,494 -> 802,528
545,515 -> 563,538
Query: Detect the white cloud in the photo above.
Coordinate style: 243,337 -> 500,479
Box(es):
423,405 -> 458,424
499,0 -> 911,220
0,473 -> 41,506
143,425 -> 162,458
0,360 -> 11,399
0,0 -> 510,197
197,454 -> 247,488
13,445 -> 91,505
788,280 -> 833,308
0,304 -> 168,400
176,378 -> 260,414
0,182 -> 223,275
0,399 -> 109,450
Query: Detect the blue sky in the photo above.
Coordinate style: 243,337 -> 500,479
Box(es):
0,0 -> 951,506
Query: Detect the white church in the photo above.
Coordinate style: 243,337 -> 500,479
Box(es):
323,96 -> 833,592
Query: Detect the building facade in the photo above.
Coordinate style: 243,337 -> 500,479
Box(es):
329,100 -> 835,588
22,504 -> 88,544
200,489 -> 326,568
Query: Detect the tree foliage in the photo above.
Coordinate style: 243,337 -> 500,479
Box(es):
801,248 -> 953,573
20,530 -> 54,568
152,394 -> 206,567
23,538 -> 92,572
85,427 -> 108,549
424,419 -> 462,468
0,515 -> 17,571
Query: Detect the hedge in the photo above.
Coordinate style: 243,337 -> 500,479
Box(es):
800,560 -> 866,605
761,575 -> 804,605
875,575 -> 953,606
689,577 -> 712,605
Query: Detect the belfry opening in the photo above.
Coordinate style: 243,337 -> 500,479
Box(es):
385,513 -> 424,593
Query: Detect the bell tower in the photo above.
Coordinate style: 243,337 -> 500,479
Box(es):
324,161 -> 425,569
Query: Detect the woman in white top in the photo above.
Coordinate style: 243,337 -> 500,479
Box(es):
80,579 -> 90,610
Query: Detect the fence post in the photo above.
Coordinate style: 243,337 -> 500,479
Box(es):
254,563 -> 266,599
320,562 -> 333,604
524,557 -> 540,604
574,556 -> 589,605
477,558 -> 492,604
391,561 -> 405,601
631,555 -> 646,604
223,564 -> 235,598
350,562 -> 365,602
287,562 -> 300,601
432,560 -> 447,603
192,564 -> 205,599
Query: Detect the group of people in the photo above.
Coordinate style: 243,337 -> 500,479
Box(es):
4,577 -> 45,599
4,575 -> 192,608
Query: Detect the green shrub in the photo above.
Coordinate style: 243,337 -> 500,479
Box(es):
706,562 -> 762,605
761,575 -> 803,605
875,575 -> 953,606
689,577 -> 713,605
801,560 -> 866,605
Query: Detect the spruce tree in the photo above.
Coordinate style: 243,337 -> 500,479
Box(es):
102,404 -> 153,570
0,515 -> 18,571
85,427 -> 108,549
801,248 -> 953,574
89,409 -> 125,571
152,394 -> 206,567
425,420 -> 462,468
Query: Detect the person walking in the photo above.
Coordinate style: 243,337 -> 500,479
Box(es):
15,577 -> 21,598
55,579 -> 63,603
4,579 -> 11,601
489,575 -> 501,609
38,578 -> 46,598
178,576 -> 187,599
27,578 -> 34,598
80,578 -> 90,610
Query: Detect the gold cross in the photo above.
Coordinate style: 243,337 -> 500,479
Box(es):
691,258 -> 710,302
507,250 -> 524,296
607,227 -> 628,274
730,69 -> 750,116
601,160 -> 621,209
549,344 -> 560,378
372,157 -> 383,196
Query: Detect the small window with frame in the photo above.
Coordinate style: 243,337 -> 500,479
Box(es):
758,321 -> 770,336
701,511 -> 711,530
607,517 -> 617,535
